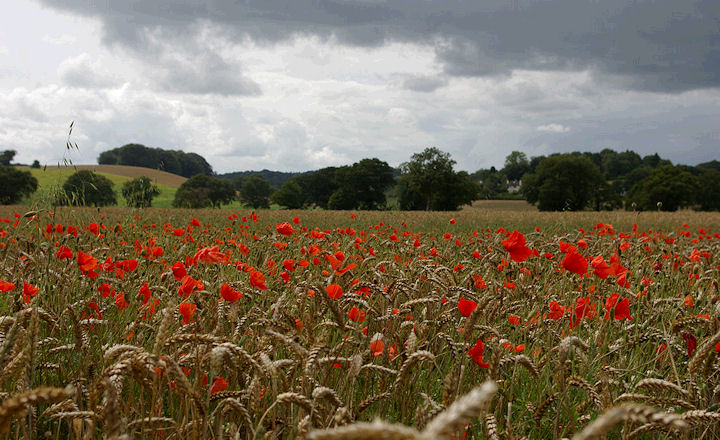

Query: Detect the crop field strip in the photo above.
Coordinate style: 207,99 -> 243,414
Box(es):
0,207 -> 718,439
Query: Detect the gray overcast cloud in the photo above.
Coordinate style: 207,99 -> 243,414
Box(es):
1,0 -> 718,173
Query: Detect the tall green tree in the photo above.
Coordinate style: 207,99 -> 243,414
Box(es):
626,165 -> 699,211
502,151 -> 530,181
239,175 -> 272,209
328,158 -> 395,210
521,154 -> 608,211
695,168 -> 720,211
62,170 -> 117,207
398,148 -> 477,211
272,181 -> 304,209
173,174 -> 235,208
122,176 -> 160,208
0,166 -> 38,204
0,150 -> 16,166
292,167 -> 342,208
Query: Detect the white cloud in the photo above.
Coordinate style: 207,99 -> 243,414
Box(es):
42,34 -> 76,45
536,123 -> 571,133
58,53 -> 121,89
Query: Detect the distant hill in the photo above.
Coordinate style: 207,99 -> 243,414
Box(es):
217,169 -> 307,189
21,164 -> 187,187
98,144 -> 213,178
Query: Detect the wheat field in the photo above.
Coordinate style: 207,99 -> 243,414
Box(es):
0,206 -> 718,439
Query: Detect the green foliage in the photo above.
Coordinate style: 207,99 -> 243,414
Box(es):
521,154 -> 609,211
121,176 -> 161,208
239,175 -> 272,209
0,150 -> 16,166
695,168 -> 720,211
328,158 -> 395,210
473,167 -> 509,199
97,144 -> 213,178
398,148 -> 477,211
173,174 -> 236,209
271,181 -> 303,209
31,160 -> 41,169
0,166 -> 38,204
220,169 -> 301,189
292,167 -> 342,209
502,151 -> 530,181
62,170 -> 117,207
626,165 -> 699,211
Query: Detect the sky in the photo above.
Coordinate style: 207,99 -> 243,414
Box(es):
1,0 -> 719,174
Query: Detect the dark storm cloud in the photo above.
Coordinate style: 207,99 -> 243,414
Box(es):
402,75 -> 447,92
36,0 -> 720,93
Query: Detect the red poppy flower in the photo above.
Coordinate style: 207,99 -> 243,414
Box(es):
604,293 -> 632,320
56,246 -> 73,259
562,251 -> 588,276
171,261 -> 187,281
468,339 -> 490,368
115,292 -> 129,310
98,283 -> 114,298
0,280 -> 15,292
326,283 -> 343,299
210,376 -> 229,394
276,222 -> 294,236
369,333 -> 384,357
547,301 -> 565,320
458,297 -> 478,317
249,269 -> 267,290
590,256 -> 611,279
118,259 -> 139,272
472,275 -> 487,290
193,246 -> 229,264
179,302 -> 197,325
347,306 -> 365,322
77,250 -> 98,273
684,295 -> 694,308
570,296 -> 595,329
173,228 -> 185,236
220,283 -> 242,303
178,275 -> 204,299
682,332 -> 697,357
508,315 -> 521,325
138,282 -> 152,304
21,282 -> 38,303
502,230 -> 533,262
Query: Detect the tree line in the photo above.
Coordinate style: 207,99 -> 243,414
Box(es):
1,145 -> 718,211
98,144 -> 213,178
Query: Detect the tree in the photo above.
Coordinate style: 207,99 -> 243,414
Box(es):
239,175 -> 272,209
521,154 -> 608,211
473,167 -> 508,199
122,176 -> 160,208
502,151 -> 530,181
400,148 -> 454,211
62,170 -> 117,207
0,150 -> 16,166
398,148 -> 477,211
30,160 -> 41,169
0,166 -> 38,204
328,158 -> 395,210
173,174 -> 236,209
292,167 -> 342,208
272,181 -> 304,209
97,145 -> 213,177
626,165 -> 699,211
695,168 -> 720,211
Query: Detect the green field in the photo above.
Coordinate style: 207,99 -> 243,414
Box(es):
22,166 -> 179,208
